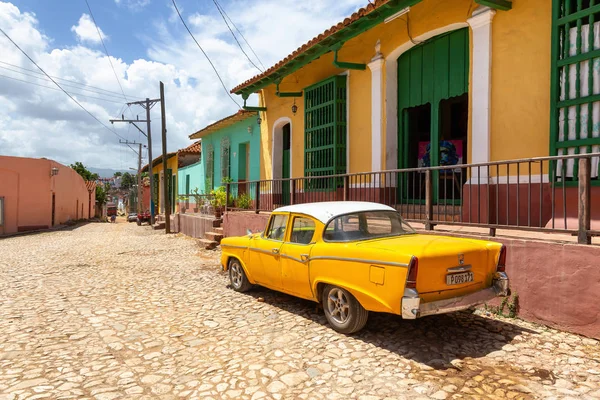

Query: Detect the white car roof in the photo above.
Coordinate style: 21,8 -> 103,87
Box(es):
273,201 -> 396,224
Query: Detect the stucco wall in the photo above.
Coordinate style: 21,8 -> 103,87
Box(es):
200,115 -> 261,191
257,0 -> 552,179
0,156 -> 92,235
151,155 -> 178,212
178,161 -> 204,201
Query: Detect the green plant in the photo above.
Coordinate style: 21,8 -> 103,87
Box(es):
236,193 -> 252,209
178,187 -> 204,208
210,186 -> 227,208
484,292 -> 519,318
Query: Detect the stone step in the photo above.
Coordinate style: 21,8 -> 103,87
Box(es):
213,227 -> 224,234
197,238 -> 219,250
212,218 -> 223,228
152,221 -> 166,230
205,231 -> 223,243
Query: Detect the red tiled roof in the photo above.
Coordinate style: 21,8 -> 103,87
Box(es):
189,110 -> 257,139
85,181 -> 96,192
231,0 -> 391,94
178,140 -> 201,154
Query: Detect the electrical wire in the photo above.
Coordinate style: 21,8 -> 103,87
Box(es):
0,60 -> 143,99
214,0 -> 265,70
211,0 -> 262,72
0,26 -> 127,140
0,73 -> 133,104
404,13 -> 423,45
85,0 -> 130,104
171,0 -> 241,109
0,65 -> 137,101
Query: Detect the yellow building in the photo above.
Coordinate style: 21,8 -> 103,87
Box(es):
142,142 -> 201,214
231,0 -> 600,227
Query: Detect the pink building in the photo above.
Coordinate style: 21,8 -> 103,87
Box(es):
0,156 -> 95,235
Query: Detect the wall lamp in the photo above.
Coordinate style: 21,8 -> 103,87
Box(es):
51,167 -> 59,176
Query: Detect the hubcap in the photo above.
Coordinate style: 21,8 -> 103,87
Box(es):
230,263 -> 243,288
327,288 -> 350,324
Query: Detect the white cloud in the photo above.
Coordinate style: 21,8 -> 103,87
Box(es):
0,0 -> 368,170
115,0 -> 151,11
71,14 -> 107,44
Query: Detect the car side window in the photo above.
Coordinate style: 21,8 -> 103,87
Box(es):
266,214 -> 288,241
289,217 -> 315,245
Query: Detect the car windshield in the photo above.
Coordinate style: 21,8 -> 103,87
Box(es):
323,210 -> 415,242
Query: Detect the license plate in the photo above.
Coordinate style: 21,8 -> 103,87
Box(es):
446,271 -> 474,285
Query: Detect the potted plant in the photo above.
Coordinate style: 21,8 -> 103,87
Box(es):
210,186 -> 227,218
236,193 -> 252,209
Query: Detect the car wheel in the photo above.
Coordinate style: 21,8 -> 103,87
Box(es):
136,219 -> 141,226
322,285 -> 368,334
229,259 -> 252,292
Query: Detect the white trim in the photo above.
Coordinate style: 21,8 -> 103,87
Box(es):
338,70 -> 350,174
384,23 -> 469,171
272,117 -> 292,180
368,54 -> 384,174
466,174 -> 550,185
467,7 -> 496,178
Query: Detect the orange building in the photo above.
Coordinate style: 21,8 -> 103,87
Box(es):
0,156 -> 95,235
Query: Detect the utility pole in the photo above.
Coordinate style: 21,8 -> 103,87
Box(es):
112,98 -> 161,226
159,81 -> 170,234
118,140 -> 144,213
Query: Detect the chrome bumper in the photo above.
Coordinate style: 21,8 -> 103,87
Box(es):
401,272 -> 509,319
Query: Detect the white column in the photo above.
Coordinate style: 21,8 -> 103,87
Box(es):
467,7 -> 496,181
368,40 -> 384,187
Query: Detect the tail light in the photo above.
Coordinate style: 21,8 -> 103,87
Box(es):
406,256 -> 419,288
496,245 -> 506,272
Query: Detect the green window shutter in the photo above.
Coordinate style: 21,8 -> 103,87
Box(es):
220,137 -> 231,184
205,144 -> 214,193
304,75 -> 347,191
551,0 -> 600,182
153,173 -> 159,209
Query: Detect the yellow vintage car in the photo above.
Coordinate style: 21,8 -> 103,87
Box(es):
220,201 -> 509,334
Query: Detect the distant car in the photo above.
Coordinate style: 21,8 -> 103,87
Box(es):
220,201 -> 509,334
127,213 -> 138,223
136,211 -> 151,226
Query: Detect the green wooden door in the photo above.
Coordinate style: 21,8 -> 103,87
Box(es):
397,28 -> 469,202
282,124 -> 291,205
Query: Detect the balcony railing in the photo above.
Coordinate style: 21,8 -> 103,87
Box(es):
225,153 -> 600,244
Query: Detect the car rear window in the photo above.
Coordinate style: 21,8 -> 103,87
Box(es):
324,211 -> 414,242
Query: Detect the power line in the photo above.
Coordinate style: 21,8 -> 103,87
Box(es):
84,0 -> 130,105
211,0 -> 262,72
213,0 -> 265,70
171,0 -> 241,109
0,64 -> 138,101
0,60 -> 142,99
0,26 -> 127,140
0,73 -> 133,104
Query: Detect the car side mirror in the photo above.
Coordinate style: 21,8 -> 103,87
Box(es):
246,229 -> 252,236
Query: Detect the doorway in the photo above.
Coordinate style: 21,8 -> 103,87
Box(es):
398,28 -> 469,203
282,123 -> 291,205
51,193 -> 55,226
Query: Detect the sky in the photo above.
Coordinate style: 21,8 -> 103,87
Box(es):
0,0 -> 366,170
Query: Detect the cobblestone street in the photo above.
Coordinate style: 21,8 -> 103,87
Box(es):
0,221 -> 599,400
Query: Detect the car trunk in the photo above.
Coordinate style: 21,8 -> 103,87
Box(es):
355,234 -> 498,302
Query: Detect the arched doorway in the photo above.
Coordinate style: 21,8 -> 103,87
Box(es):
272,118 -> 292,205
398,27 -> 469,203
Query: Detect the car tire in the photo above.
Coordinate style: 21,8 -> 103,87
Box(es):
136,219 -> 141,226
322,285 -> 368,334
228,258 -> 252,292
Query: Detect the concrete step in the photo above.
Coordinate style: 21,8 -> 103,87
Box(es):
213,227 -> 224,234
198,238 -> 219,250
205,231 -> 223,243
212,218 -> 223,228
152,221 -> 166,230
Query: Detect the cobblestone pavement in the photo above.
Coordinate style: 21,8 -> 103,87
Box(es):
1,221 -> 599,400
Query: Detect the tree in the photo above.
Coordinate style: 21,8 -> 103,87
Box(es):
95,185 -> 107,206
114,171 -> 122,177
121,172 -> 136,190
70,162 -> 98,181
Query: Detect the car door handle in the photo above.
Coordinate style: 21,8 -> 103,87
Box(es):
271,248 -> 280,254
300,254 -> 309,262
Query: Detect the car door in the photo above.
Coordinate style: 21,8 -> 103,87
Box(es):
249,213 -> 289,290
279,215 -> 316,300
